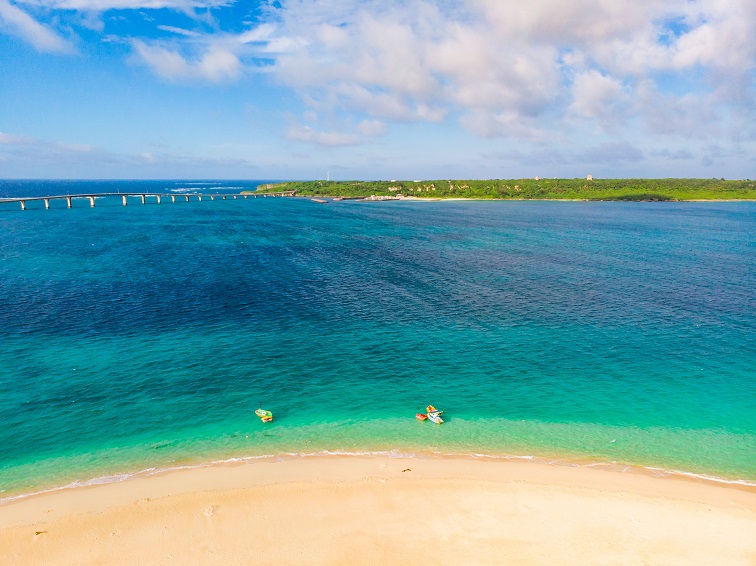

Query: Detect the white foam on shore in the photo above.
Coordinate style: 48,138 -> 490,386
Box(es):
2,450 -> 754,505
0,470 -> 154,505
643,466 -> 756,487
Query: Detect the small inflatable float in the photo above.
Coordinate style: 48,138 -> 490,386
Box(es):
255,408 -> 273,423
427,412 -> 444,424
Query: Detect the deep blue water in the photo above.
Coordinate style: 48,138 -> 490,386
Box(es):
0,180 -> 754,496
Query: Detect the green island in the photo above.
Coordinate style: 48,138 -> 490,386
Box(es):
251,178 -> 756,201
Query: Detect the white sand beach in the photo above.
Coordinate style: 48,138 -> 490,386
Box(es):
1,456 -> 754,565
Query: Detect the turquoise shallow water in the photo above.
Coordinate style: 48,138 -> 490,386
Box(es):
1,181 -> 754,497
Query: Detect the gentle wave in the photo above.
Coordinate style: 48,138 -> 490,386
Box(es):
641,467 -> 756,487
2,450 -> 754,506
0,471 -> 152,505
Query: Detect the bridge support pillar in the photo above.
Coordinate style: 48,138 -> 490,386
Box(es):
171,195 -> 176,203
67,197 -> 72,208
44,199 -> 50,209
20,200 -> 26,210
122,195 -> 127,206
198,195 -> 203,201
156,195 -> 161,204
89,196 -> 95,207
185,195 -> 189,202
222,195 -> 226,200
141,195 -> 146,204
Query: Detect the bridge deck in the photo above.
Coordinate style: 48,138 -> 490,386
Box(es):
0,191 -> 296,210
0,192 -> 294,203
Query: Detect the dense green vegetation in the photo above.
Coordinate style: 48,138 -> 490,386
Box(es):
253,178 -> 756,201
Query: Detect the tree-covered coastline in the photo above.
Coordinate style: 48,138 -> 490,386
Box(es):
251,179 -> 756,201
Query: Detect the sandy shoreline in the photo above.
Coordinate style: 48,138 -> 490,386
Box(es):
1,456 -> 754,564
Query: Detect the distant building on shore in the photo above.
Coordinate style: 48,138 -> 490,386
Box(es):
587,174 -> 593,181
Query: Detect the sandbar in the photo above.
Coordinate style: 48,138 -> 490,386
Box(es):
1,456 -> 754,564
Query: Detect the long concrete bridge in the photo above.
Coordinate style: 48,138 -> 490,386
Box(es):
0,191 -> 296,210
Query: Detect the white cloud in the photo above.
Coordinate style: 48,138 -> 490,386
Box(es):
237,24 -> 275,44
0,131 -> 96,153
52,141 -> 94,152
128,21 -> 292,82
461,111 -> 550,141
12,0 -> 753,141
475,0 -> 666,46
260,0 -> 755,144
672,8 -> 755,74
0,131 -> 120,173
358,119 -> 387,138
0,0 -> 74,52
635,80 -> 721,139
157,25 -> 201,37
284,115 -> 388,147
132,40 -> 241,82
285,124 -> 358,147
569,70 -> 628,126
3,0 -> 753,156
0,132 -> 35,145
73,10 -> 104,32
0,131 -> 271,177
267,1 -> 569,138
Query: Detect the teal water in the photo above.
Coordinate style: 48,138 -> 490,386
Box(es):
1,183 -> 754,497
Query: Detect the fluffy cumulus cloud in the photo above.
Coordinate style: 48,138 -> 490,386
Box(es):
569,71 -> 628,126
1,0 -> 753,173
259,0 -> 755,144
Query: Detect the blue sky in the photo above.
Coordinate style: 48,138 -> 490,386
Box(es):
0,0 -> 754,180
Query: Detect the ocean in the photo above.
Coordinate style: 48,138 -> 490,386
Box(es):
1,180 -> 754,499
